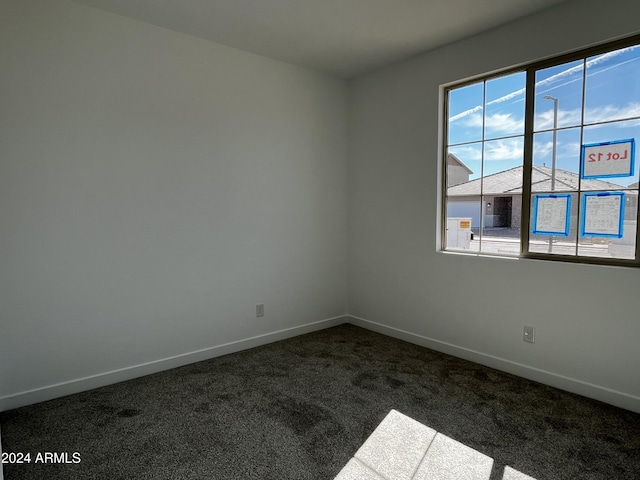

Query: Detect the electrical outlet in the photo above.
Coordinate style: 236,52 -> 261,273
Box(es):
256,303 -> 264,317
523,325 -> 535,343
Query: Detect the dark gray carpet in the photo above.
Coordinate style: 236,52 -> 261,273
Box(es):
2,324 -> 639,480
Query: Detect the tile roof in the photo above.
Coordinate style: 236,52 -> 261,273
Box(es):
447,165 -> 630,196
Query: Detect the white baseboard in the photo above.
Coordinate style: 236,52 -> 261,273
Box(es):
347,315 -> 640,414
0,315 -> 348,412
4,314 -> 638,414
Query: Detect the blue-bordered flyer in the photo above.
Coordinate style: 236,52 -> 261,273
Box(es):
580,192 -> 625,238
532,193 -> 572,236
581,138 -> 635,179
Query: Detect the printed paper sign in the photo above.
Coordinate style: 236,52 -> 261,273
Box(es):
580,192 -> 625,238
581,139 -> 635,179
532,194 -> 571,236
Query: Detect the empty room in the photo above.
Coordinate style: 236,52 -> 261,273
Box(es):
1,0 -> 640,479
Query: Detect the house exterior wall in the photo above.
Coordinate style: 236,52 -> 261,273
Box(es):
447,195 -> 522,230
447,164 -> 471,187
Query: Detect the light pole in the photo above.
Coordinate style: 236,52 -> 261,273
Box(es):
544,95 -> 558,253
544,95 -> 558,191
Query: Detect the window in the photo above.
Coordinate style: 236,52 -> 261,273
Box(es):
442,35 -> 640,266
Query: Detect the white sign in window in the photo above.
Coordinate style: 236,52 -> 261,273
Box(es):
581,139 -> 635,179
580,192 -> 625,238
532,194 -> 572,236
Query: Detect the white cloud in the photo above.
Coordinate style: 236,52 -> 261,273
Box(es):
535,102 -> 640,130
484,138 -> 524,161
457,112 -> 523,137
487,87 -> 525,106
484,113 -> 523,135
588,46 -> 639,70
536,46 -> 638,91
459,112 -> 483,128
585,102 -> 640,124
449,45 -> 640,126
561,142 -> 581,156
449,145 -> 482,161
534,108 -> 581,130
534,141 -> 553,158
449,105 -> 483,122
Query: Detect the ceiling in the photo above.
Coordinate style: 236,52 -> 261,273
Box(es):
71,0 -> 571,79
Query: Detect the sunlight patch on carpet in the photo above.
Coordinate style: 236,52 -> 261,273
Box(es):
335,409 -> 537,480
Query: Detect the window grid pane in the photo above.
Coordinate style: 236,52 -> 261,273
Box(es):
445,72 -> 524,255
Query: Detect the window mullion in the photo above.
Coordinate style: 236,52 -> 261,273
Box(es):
521,68 -> 536,256
575,58 -> 588,257
479,81 -> 486,252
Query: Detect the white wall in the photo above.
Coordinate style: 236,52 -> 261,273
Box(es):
348,0 -> 640,412
0,0 -> 348,409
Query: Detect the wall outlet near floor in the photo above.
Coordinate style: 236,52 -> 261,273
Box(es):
523,325 -> 535,343
256,303 -> 264,317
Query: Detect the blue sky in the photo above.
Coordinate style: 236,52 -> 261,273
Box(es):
448,45 -> 640,186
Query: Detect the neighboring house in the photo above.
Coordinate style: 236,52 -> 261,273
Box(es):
446,153 -> 473,187
447,165 -> 637,232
